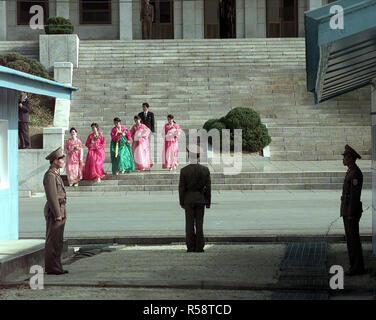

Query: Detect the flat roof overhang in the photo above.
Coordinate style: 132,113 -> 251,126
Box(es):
0,65 -> 78,100
305,0 -> 376,103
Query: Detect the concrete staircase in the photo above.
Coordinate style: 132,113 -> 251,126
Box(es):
62,39 -> 372,192
63,170 -> 371,195
69,39 -> 371,163
0,41 -> 39,60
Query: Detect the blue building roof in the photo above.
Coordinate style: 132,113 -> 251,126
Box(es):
305,0 -> 376,103
0,65 -> 78,99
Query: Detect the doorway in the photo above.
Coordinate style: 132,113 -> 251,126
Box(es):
266,0 -> 298,37
149,0 -> 174,39
204,0 -> 236,39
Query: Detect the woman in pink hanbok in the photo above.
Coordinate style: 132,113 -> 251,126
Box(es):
130,115 -> 153,171
64,127 -> 84,186
83,123 -> 106,183
162,114 -> 181,171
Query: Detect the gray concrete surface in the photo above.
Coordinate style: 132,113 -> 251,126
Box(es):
19,190 -> 372,238
0,286 -> 273,300
0,239 -> 45,281
327,243 -> 376,291
1,243 -> 284,300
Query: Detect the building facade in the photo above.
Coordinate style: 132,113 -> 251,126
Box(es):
0,0 -> 337,41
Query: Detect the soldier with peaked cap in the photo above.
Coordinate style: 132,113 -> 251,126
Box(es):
43,147 -> 69,275
341,144 -> 366,276
140,0 -> 154,40
179,142 -> 211,253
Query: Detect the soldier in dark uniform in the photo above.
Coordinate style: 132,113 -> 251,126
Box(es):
18,91 -> 31,149
341,144 -> 366,276
43,147 -> 69,275
179,144 -> 211,252
138,102 -> 155,133
140,0 -> 154,40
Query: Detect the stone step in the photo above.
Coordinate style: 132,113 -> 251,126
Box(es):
0,41 -> 39,60
62,170 -> 371,192
68,39 -> 370,162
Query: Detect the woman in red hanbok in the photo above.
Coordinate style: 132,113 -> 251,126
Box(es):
162,114 -> 181,171
130,115 -> 153,171
83,123 -> 106,183
64,127 -> 84,186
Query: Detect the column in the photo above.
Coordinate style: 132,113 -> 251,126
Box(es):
309,0 -> 324,10
0,1 -> 7,40
195,0 -> 204,38
372,80 -> 376,256
120,0 -> 133,40
236,0 -> 245,38
256,0 -> 266,37
56,0 -> 70,19
183,0 -> 196,38
53,62 -> 73,129
174,0 -> 183,39
43,127 -> 65,150
244,0 -> 257,38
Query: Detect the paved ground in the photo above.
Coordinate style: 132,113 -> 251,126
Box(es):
328,243 -> 376,297
0,243 -> 284,300
1,242 -> 375,300
0,287 -> 273,300
19,190 -> 372,238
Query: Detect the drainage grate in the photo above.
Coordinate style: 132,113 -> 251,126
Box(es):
272,242 -> 329,300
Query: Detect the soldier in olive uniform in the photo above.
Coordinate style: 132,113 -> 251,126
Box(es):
179,144 -> 211,252
140,0 -> 154,40
18,91 -> 31,149
341,145 -> 366,276
43,147 -> 69,275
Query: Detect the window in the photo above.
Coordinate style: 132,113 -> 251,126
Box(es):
17,0 -> 49,26
80,0 -> 112,25
0,120 -> 9,190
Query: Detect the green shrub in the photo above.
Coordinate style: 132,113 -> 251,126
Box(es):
203,118 -> 218,131
44,16 -> 74,34
0,52 -> 51,79
0,53 -> 55,127
206,120 -> 226,146
203,107 -> 271,153
225,107 -> 271,152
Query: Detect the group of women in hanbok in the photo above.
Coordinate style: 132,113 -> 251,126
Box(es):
64,114 -> 181,186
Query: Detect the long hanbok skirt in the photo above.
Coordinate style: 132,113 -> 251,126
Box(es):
66,161 -> 84,185
132,137 -> 153,170
162,139 -> 179,169
110,138 -> 135,174
83,148 -> 106,180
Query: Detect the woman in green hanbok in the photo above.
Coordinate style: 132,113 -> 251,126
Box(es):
110,117 -> 135,175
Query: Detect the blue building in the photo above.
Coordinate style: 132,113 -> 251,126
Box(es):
0,66 -> 77,242
305,0 -> 376,254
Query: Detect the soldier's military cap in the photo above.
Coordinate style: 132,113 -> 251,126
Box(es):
342,144 -> 361,160
186,142 -> 205,156
45,147 -> 65,162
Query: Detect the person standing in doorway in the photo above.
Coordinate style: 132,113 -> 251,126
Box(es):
140,0 -> 154,40
43,147 -> 68,275
341,144 -> 366,276
179,143 -> 211,253
18,91 -> 31,149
